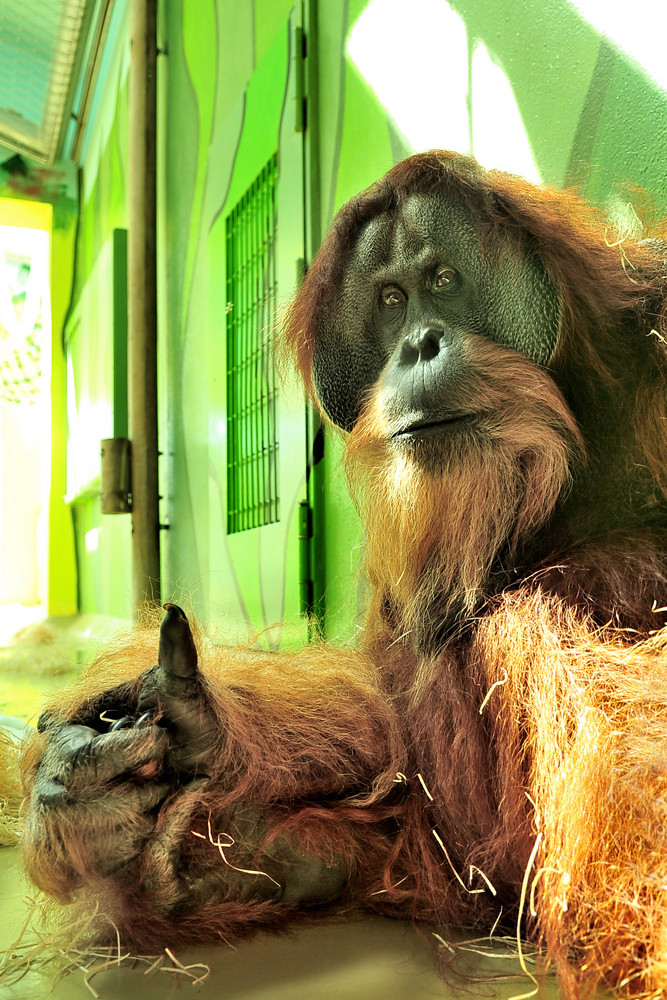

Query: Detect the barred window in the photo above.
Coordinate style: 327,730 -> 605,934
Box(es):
225,154 -> 280,534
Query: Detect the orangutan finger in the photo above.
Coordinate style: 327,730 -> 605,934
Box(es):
33,768 -> 172,817
157,603 -> 199,693
87,726 -> 170,782
44,723 -> 169,789
135,607 -> 202,718
121,778 -> 174,813
142,779 -> 210,907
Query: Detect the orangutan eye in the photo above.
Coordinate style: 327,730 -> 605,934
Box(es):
381,286 -> 405,308
434,267 -> 457,289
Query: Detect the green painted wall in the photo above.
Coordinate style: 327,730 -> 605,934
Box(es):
63,0 -> 667,641
64,0 -> 132,619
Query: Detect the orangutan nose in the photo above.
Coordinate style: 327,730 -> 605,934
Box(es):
399,326 -> 452,366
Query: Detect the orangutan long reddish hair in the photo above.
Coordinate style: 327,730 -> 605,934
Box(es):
20,152 -> 667,998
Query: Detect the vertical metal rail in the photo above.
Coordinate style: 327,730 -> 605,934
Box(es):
128,0 -> 160,613
300,0 -> 326,636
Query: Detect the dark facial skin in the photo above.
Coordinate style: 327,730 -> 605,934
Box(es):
313,193 -> 560,435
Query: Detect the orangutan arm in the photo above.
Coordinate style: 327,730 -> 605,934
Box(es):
21,606 -> 401,920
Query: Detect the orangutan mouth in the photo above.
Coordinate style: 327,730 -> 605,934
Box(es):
392,413 -> 475,439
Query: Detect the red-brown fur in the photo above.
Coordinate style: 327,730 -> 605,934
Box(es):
21,152 -> 667,997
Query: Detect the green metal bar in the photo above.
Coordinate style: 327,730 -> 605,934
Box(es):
112,228 -> 128,439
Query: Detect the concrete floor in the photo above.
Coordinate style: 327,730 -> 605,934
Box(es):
0,844 -> 562,1000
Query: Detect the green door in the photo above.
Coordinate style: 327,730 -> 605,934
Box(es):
207,4 -> 309,649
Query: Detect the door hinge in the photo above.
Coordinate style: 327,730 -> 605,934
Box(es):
298,499 -> 314,616
293,25 -> 306,133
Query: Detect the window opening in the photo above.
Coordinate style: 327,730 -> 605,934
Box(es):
225,154 -> 279,534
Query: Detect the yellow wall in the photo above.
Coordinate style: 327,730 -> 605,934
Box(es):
0,197 -> 77,615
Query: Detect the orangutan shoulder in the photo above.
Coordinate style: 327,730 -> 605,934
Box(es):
499,528 -> 667,636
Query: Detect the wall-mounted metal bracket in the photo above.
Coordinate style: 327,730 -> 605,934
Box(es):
100,437 -> 132,513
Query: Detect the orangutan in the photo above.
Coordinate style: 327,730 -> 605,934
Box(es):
22,151 -> 667,998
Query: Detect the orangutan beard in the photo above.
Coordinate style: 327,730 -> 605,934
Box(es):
344,338 -> 584,651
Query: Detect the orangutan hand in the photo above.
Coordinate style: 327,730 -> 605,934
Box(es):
26,605 -> 218,883
26,604 -> 349,912
134,603 -> 219,776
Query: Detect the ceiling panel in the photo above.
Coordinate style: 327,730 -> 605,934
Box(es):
0,0 -> 92,163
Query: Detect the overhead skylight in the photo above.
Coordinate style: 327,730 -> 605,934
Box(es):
0,0 -> 92,163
